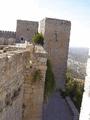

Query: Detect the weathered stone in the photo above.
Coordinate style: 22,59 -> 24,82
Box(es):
0,17 -> 71,120
16,20 -> 38,43
39,17 -> 71,90
0,44 -> 47,120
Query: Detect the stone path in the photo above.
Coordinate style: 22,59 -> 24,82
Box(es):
43,91 -> 73,120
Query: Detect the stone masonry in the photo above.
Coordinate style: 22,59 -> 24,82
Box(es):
39,17 -> 71,89
0,31 -> 16,45
16,20 -> 38,43
0,44 -> 47,120
0,49 -> 24,120
0,17 -> 71,120
22,45 -> 47,120
0,18 -> 71,90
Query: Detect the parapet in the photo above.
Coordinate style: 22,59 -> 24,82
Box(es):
0,30 -> 16,38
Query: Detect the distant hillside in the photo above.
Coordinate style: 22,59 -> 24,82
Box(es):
69,47 -> 89,63
67,47 -> 89,80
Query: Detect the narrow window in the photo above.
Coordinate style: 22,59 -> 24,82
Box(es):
54,32 -> 57,41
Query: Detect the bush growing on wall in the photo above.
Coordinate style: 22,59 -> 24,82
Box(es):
32,69 -> 42,83
32,33 -> 44,46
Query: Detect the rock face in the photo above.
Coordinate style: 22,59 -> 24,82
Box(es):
39,18 -> 71,89
0,44 -> 47,120
79,50 -> 90,120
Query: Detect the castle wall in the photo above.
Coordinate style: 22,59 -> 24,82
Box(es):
0,31 -> 16,45
0,17 -> 71,120
0,50 -> 24,120
0,44 -> 47,120
23,45 -> 47,120
40,18 -> 71,89
16,20 -> 38,43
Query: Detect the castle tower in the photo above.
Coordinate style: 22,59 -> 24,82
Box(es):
39,18 -> 71,89
79,50 -> 90,120
16,20 -> 38,43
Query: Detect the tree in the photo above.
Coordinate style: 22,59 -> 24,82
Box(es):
65,70 -> 84,112
60,70 -> 84,112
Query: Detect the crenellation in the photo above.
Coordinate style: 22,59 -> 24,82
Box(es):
0,30 -> 16,45
0,30 -> 16,38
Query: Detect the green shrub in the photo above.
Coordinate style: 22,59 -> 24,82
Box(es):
32,69 -> 42,83
60,70 -> 84,112
32,33 -> 44,46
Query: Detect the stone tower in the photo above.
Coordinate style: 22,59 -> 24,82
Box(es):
16,20 -> 38,43
39,18 -> 71,89
79,50 -> 90,120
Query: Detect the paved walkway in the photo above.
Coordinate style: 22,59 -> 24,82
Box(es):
43,91 -> 73,120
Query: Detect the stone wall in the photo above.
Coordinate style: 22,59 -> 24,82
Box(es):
39,17 -> 71,89
0,44 -> 47,120
0,17 -> 71,119
16,20 -> 38,43
23,45 -> 47,120
65,97 -> 79,120
0,31 -> 16,45
0,50 -> 24,120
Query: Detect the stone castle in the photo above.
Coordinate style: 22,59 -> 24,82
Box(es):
0,17 -> 71,120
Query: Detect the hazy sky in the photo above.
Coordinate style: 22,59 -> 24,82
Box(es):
0,0 -> 90,48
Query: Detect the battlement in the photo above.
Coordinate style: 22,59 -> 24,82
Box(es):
0,30 -> 16,38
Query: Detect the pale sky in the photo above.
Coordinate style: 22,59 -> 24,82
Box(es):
0,0 -> 90,48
